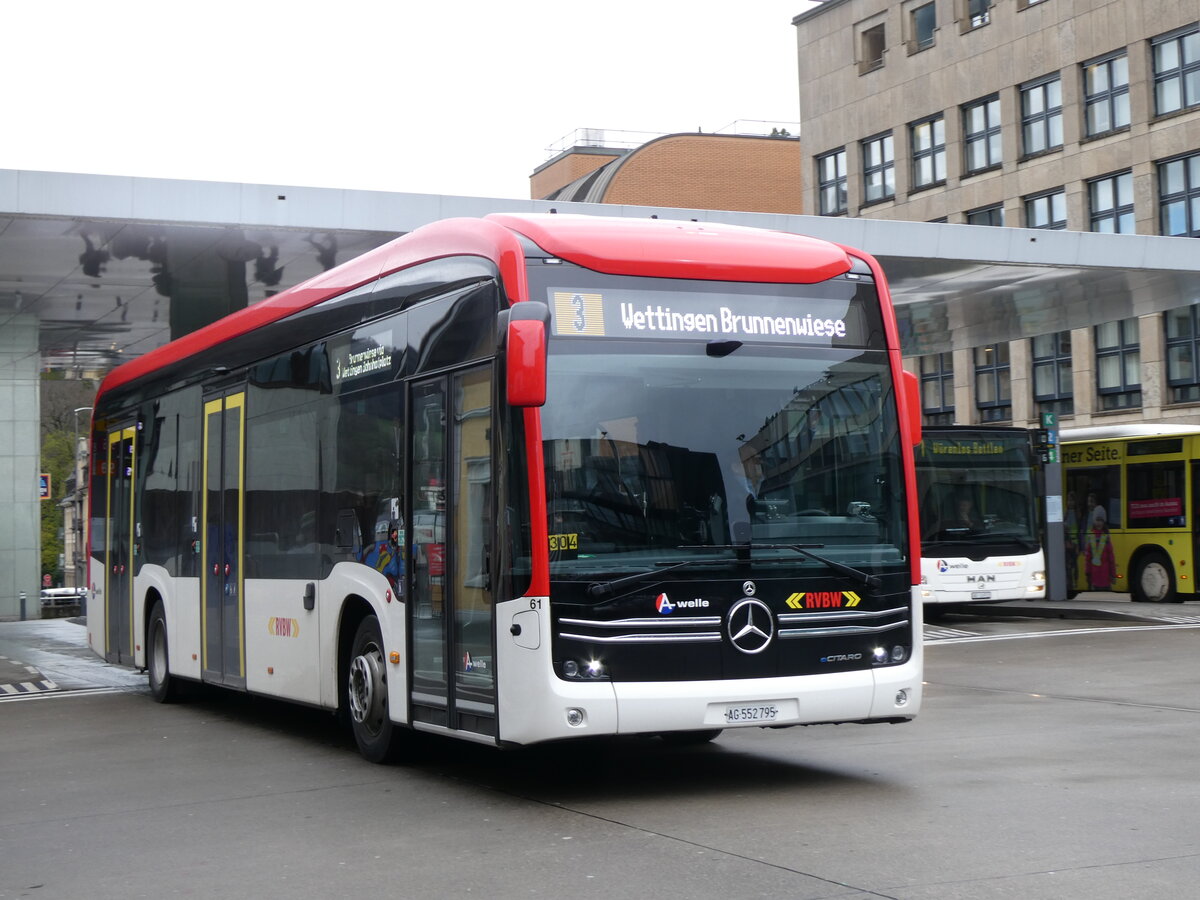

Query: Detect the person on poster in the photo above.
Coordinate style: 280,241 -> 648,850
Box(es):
1085,505 -> 1117,591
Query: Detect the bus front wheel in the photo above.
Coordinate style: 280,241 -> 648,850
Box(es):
1130,552 -> 1179,603
346,615 -> 402,763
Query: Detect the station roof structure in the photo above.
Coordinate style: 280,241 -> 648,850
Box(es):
3,168 -> 1199,375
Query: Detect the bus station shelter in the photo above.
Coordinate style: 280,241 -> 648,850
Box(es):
3,168 -> 1200,618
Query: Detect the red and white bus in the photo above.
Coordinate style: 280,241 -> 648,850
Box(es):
87,213 -> 924,762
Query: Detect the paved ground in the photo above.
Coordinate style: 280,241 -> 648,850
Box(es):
956,590 -> 1200,624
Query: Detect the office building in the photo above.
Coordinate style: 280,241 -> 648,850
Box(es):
795,0 -> 1200,429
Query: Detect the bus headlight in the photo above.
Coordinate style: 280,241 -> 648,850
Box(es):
562,658 -> 608,680
1029,571 -> 1046,592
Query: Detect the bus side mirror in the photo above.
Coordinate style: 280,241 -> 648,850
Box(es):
501,301 -> 550,408
902,370 -> 922,446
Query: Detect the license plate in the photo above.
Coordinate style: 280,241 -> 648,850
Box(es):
971,590 -> 992,600
723,703 -> 781,724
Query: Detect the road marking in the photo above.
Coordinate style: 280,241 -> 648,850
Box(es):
929,622 -> 1200,645
0,678 -> 59,695
0,686 -> 123,703
924,626 -> 979,641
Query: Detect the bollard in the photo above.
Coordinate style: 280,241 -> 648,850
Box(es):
19,591 -> 26,621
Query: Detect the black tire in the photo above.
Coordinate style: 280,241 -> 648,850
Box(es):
1130,551 -> 1179,603
346,616 -> 402,763
147,601 -> 181,703
659,729 -> 723,746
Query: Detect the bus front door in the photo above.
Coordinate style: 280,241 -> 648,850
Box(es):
202,392 -> 246,689
105,426 -> 137,665
409,369 -> 496,737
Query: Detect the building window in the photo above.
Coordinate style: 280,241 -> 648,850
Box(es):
963,95 -> 1001,174
1165,306 -> 1200,403
861,133 -> 895,204
1018,0 -> 1049,8
1025,189 -> 1067,229
920,352 -> 955,425
909,2 -> 937,52
817,148 -> 848,215
859,22 -> 886,74
966,204 -> 1004,226
1159,152 -> 1200,237
1089,170 -> 1135,233
974,343 -> 1011,422
1152,25 -> 1200,116
1094,318 -> 1141,410
910,115 -> 946,190
1083,52 -> 1130,138
1032,331 -> 1074,417
1020,75 -> 1063,156
962,0 -> 991,30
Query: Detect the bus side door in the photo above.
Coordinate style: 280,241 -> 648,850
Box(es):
202,392 -> 246,688
105,425 -> 137,665
409,367 -> 496,736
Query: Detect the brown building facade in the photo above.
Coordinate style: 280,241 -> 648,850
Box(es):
532,132 -> 803,215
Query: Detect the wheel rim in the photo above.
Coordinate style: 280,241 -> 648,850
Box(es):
1141,561 -> 1170,602
348,643 -> 387,735
151,621 -> 167,687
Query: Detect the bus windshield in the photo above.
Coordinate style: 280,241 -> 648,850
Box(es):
916,430 -> 1040,551
533,277 -> 910,585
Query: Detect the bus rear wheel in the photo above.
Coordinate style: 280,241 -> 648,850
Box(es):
346,615 -> 402,763
147,601 -> 181,703
1130,552 -> 1179,603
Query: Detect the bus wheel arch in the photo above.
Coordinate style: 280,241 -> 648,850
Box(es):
1129,549 -> 1179,603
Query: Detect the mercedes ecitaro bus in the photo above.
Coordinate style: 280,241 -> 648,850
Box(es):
88,213 -> 924,762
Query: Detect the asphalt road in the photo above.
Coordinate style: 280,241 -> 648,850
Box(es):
1,614 -> 1198,899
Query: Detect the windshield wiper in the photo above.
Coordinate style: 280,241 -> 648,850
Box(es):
684,543 -> 882,589
585,558 -> 727,599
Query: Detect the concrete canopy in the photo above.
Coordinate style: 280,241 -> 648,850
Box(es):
3,168 -> 1199,373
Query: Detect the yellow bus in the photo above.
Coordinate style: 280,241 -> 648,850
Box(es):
1061,425 -> 1199,603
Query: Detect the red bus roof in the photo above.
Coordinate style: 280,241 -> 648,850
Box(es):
97,213 -> 855,399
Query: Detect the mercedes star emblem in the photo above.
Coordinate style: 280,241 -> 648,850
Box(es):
726,597 -> 774,655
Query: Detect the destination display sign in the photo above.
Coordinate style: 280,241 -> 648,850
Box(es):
546,287 -> 873,347
919,437 -> 1026,462
328,322 -> 400,390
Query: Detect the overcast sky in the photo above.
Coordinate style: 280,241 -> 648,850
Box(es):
2,1 -> 818,200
